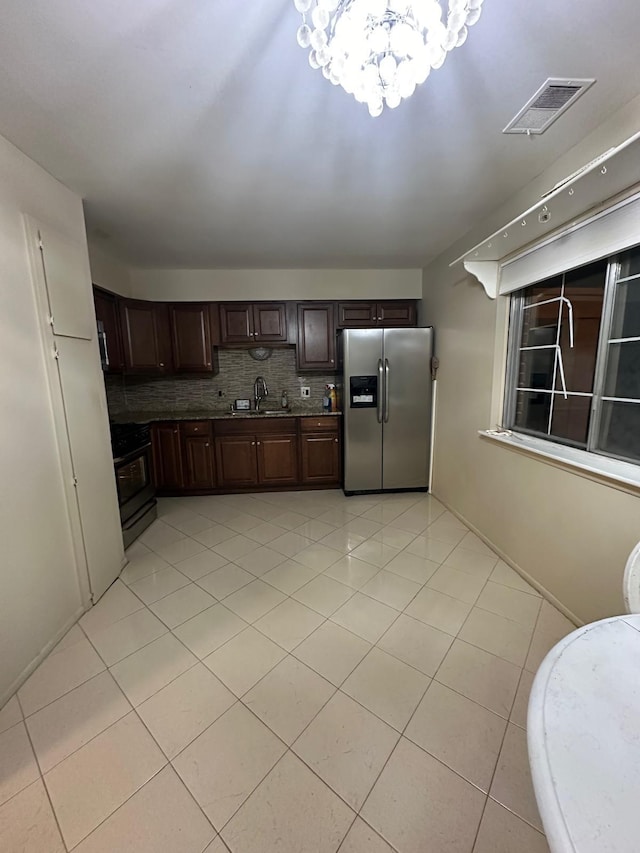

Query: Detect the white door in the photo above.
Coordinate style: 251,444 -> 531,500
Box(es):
55,335 -> 124,600
26,216 -> 124,601
38,224 -> 95,340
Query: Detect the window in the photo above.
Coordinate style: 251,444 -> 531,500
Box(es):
504,246 -> 640,465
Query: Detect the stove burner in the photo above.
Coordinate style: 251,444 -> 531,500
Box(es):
110,422 -> 151,460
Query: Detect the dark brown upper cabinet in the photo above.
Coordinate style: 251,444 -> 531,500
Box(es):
169,303 -> 219,373
337,302 -> 378,328
296,303 -> 336,372
337,300 -> 418,328
252,303 -> 288,342
219,302 -> 288,345
93,286 -> 124,372
119,299 -> 172,374
219,303 -> 253,344
377,301 -> 417,327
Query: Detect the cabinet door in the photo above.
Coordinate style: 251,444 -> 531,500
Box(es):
183,436 -> 216,490
151,423 -> 184,490
93,287 -> 124,371
170,303 -> 217,372
296,303 -> 336,371
337,302 -> 377,328
300,434 -> 341,484
377,301 -> 417,327
253,303 -> 288,342
215,436 -> 259,488
257,434 -> 298,486
219,304 -> 254,344
120,300 -> 172,373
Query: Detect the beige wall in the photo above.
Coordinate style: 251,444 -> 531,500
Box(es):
0,136 -> 123,703
0,135 -> 87,701
130,267 -> 422,302
88,240 -> 132,296
423,95 -> 640,626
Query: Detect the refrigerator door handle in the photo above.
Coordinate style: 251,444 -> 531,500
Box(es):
384,358 -> 390,423
377,358 -> 384,424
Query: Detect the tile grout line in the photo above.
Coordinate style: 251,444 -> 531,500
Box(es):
15,691 -> 71,853
8,493 -> 553,851
14,533 -> 530,752
65,764 -> 172,851
32,619 -> 221,846
466,586 -> 549,849
20,675 -> 135,778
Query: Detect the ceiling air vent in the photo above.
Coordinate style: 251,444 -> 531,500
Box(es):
503,78 -> 596,135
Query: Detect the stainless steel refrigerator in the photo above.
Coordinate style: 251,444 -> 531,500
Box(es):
342,328 -> 434,494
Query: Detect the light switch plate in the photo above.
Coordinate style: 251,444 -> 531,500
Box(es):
301,386 -> 311,398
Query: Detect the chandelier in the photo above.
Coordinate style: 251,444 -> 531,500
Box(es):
293,0 -> 484,116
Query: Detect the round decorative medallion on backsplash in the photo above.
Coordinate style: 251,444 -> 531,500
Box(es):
248,347 -> 273,361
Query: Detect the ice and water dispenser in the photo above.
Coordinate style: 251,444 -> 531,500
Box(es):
349,376 -> 378,409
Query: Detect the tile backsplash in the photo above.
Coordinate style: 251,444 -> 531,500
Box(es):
105,347 -> 339,414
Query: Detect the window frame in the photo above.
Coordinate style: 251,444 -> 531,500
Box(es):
503,253 -> 639,466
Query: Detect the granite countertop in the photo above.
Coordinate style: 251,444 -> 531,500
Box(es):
110,409 -> 342,424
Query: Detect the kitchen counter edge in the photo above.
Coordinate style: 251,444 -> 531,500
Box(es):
111,410 -> 342,424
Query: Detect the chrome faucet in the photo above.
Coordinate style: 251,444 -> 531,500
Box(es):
254,376 -> 268,412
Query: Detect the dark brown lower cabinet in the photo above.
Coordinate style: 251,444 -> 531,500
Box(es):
151,423 -> 184,490
153,416 -> 341,493
184,436 -> 216,490
300,433 -> 341,484
257,434 -> 298,486
215,436 -> 259,489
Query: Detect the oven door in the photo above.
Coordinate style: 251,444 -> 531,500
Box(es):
114,444 -> 155,524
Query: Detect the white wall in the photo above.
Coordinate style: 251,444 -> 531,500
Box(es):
88,240 -> 132,296
423,95 -> 640,625
0,135 -> 121,703
130,268 -> 422,302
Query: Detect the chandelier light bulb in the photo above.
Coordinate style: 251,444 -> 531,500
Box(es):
311,5 -> 330,29
293,0 -> 484,115
296,23 -> 312,47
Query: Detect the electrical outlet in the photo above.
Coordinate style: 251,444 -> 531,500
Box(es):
300,386 -> 311,398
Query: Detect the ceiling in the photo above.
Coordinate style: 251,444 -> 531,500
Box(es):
1,0 -> 639,268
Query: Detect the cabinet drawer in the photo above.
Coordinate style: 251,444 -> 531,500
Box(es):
181,421 -> 212,437
299,417 -> 340,433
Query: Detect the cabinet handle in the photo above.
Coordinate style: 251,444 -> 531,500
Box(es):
173,430 -> 178,434
257,441 -> 261,446
251,441 -> 255,446
334,438 -> 339,443
159,362 -> 165,367
330,359 -> 335,364
205,443 -> 209,447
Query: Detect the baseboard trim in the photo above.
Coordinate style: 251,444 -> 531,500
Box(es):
0,604 -> 88,710
432,492 -> 583,628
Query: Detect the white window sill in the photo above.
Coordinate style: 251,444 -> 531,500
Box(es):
479,429 -> 640,496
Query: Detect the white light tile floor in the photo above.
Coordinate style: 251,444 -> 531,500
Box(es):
1,490 -> 565,852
